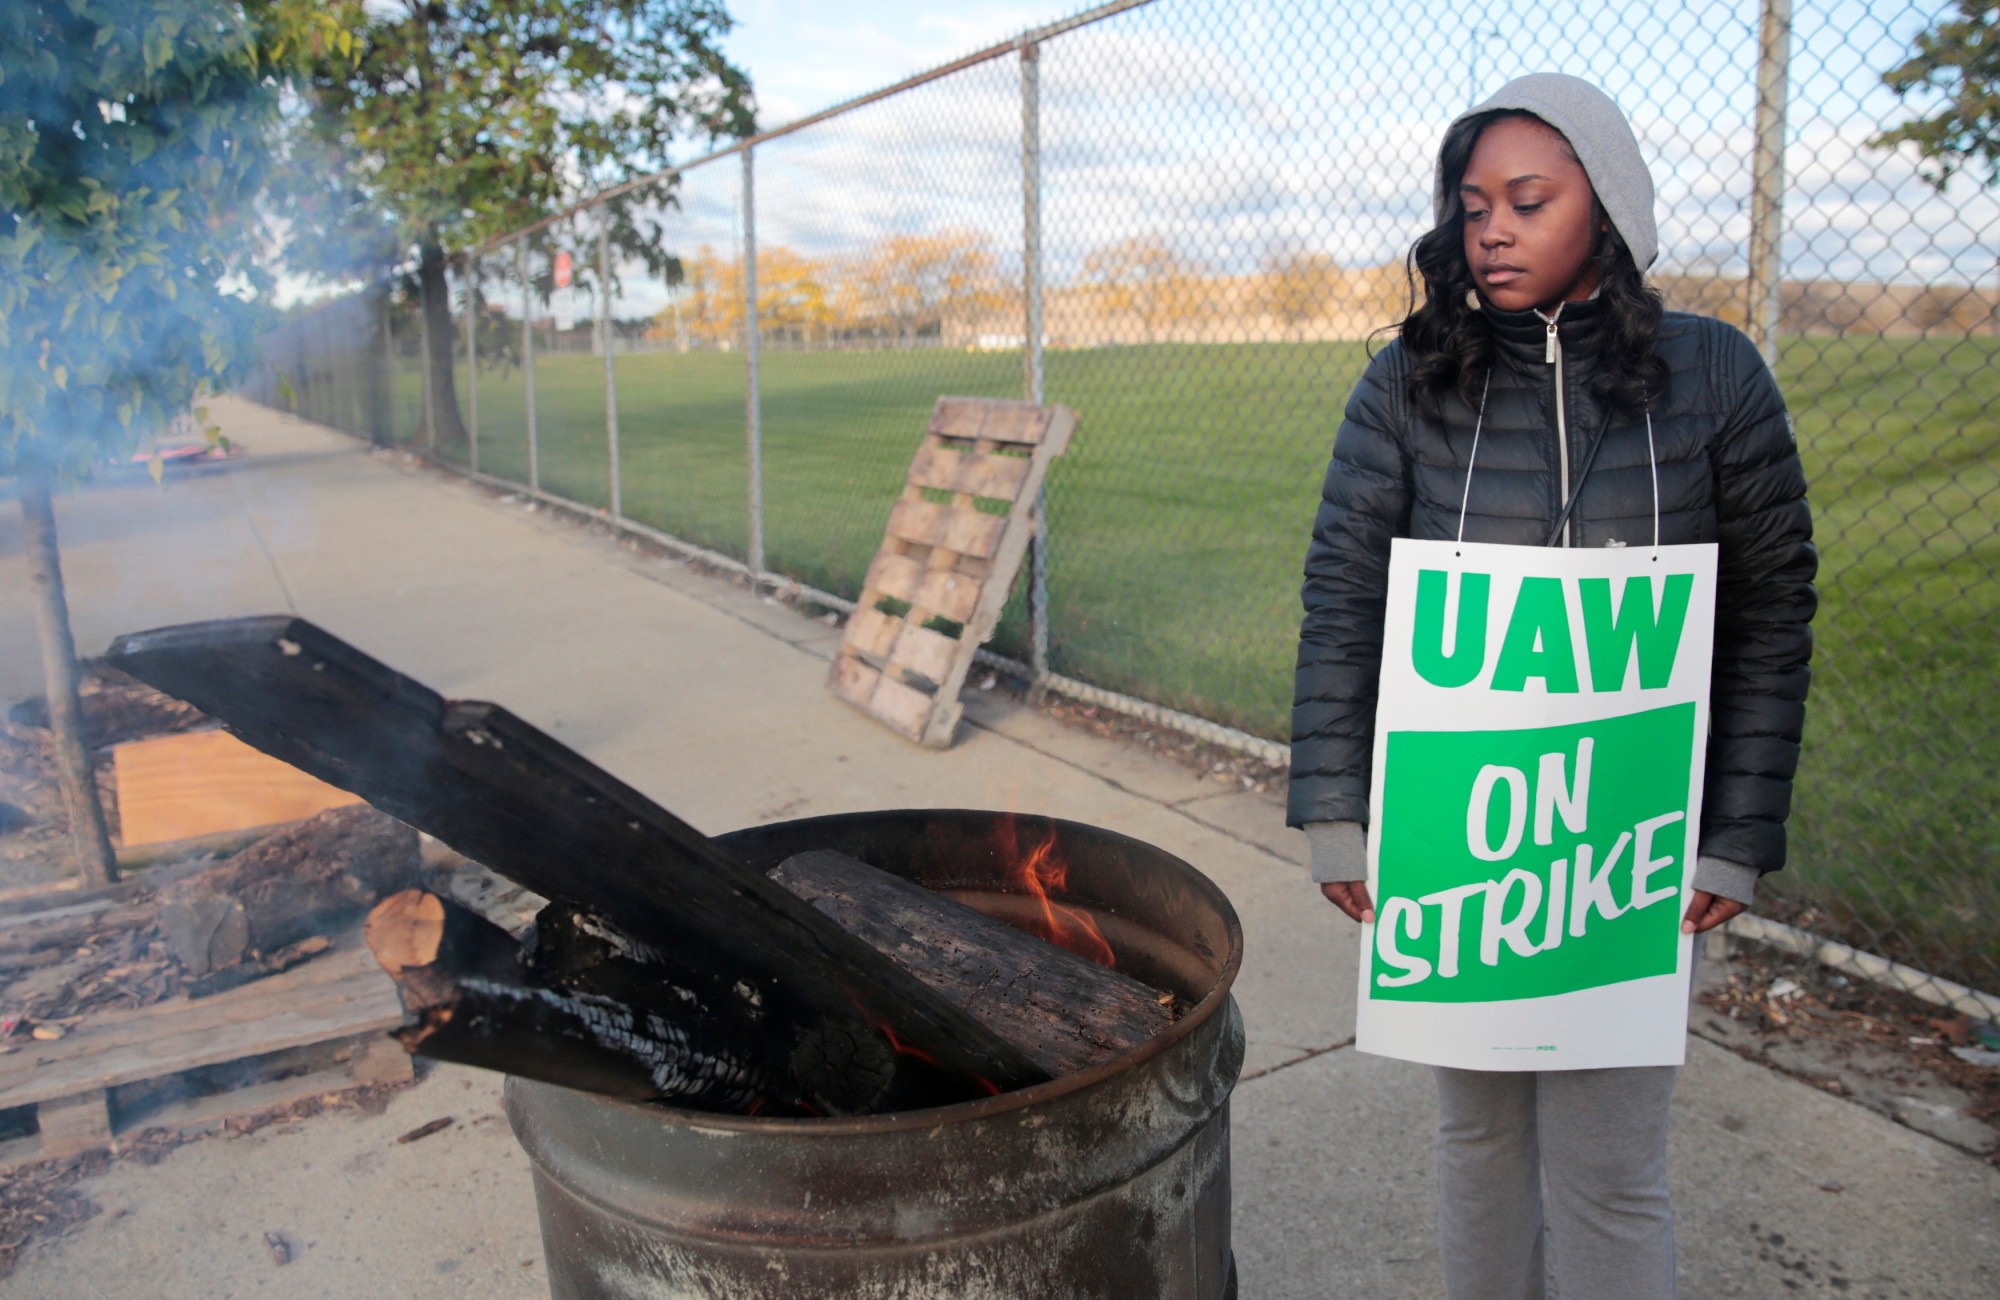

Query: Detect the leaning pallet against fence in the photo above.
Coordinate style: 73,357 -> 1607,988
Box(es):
829,397 -> 1077,748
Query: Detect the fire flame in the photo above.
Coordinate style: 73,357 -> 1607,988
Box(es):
863,1011 -> 1001,1096
872,1017 -> 941,1068
998,818 -> 1116,969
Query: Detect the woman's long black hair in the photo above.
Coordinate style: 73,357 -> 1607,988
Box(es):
1394,109 -> 1668,416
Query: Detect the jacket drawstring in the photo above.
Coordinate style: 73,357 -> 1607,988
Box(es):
1455,371 -> 1492,552
1457,368 -> 1662,554
1646,411 -> 1660,558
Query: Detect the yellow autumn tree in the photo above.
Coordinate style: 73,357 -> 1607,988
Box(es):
1080,234 -> 1204,343
754,245 -> 836,344
654,243 -> 841,347
663,244 -> 739,347
842,230 -> 1005,344
1258,247 -> 1344,339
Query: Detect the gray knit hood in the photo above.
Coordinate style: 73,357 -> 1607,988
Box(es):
1433,74 -> 1658,270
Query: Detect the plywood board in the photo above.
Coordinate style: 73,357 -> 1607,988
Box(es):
114,729 -> 364,848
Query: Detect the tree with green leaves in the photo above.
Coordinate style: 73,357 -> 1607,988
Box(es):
286,1 -> 755,451
1,0 -> 328,883
1873,1 -> 2000,190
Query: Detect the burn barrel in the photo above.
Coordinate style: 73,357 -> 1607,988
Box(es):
505,809 -> 1245,1300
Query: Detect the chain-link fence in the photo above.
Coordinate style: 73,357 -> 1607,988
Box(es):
249,0 -> 1999,1003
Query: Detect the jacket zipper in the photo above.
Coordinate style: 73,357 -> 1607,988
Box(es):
1534,304 -> 1571,547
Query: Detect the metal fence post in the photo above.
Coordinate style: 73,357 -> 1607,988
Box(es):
464,259 -> 480,474
418,281 -> 436,453
347,302 -> 365,434
600,217 -> 622,520
1022,40 -> 1051,691
743,144 -> 765,581
380,286 -> 396,445
1747,0 -> 1791,373
521,239 -> 540,493
299,309 -> 315,422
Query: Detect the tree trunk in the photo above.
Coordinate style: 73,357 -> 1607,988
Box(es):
17,470 -> 117,886
416,234 -> 468,452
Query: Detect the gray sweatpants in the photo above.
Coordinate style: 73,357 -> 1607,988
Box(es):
1432,1063 -> 1679,1300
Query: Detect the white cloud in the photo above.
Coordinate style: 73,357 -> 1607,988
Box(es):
631,0 -> 2000,296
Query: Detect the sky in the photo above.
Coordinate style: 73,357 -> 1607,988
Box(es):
715,0 -> 1062,130
298,1 -> 1999,311
627,0 -> 1998,299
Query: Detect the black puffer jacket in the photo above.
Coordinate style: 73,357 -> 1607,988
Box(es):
1288,299 -> 1817,876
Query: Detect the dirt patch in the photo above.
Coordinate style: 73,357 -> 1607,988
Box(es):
1698,936 -> 2000,1161
0,721 -> 76,894
1030,691 -> 1287,795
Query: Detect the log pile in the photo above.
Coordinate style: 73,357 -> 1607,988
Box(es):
155,805 -> 420,977
107,616 -> 1181,1117
6,662 -> 209,750
0,805 -> 423,1038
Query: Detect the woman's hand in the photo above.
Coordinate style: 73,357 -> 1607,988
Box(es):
1319,881 -> 1375,924
1323,882 -> 1744,931
1681,890 -> 1746,935
1322,882 -> 1743,932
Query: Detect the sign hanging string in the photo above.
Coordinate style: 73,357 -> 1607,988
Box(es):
1455,371 -> 1661,556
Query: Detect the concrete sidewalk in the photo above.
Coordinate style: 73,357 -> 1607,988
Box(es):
1,397 -> 1993,1298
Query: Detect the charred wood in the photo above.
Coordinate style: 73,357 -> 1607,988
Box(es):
520,902 -> 910,1116
523,903 -> 727,1027
772,850 -> 1173,1077
366,891 -> 792,1113
108,617 -> 1048,1112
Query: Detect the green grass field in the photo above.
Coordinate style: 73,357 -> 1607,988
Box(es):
369,335 -> 1999,985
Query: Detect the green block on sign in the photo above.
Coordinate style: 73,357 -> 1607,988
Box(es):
1371,702 -> 1696,1003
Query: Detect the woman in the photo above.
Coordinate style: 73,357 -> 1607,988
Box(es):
1289,74 -> 1815,1298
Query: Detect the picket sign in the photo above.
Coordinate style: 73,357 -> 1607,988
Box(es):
1357,537 -> 1719,1070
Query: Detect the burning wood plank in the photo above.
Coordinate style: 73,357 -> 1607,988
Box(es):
523,903 -> 740,1036
366,890 -> 792,1113
518,901 -> 936,1114
772,850 -> 1173,1077
107,617 -> 1049,1113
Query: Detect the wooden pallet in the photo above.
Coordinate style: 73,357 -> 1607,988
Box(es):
0,940 -> 408,1169
829,397 -> 1077,748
